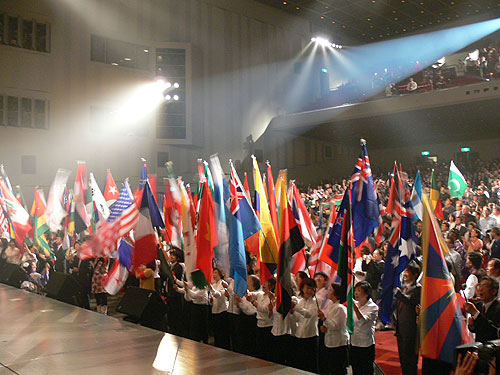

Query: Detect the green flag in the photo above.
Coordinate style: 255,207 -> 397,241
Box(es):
448,161 -> 467,199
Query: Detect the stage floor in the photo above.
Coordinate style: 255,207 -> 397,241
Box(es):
0,284 -> 311,375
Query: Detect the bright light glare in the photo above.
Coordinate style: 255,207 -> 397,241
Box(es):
112,82 -> 166,125
166,81 -> 172,88
173,95 -> 179,101
173,82 -> 180,88
165,94 -> 171,100
311,36 -> 331,47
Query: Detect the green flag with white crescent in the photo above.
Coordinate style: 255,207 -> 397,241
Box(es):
448,161 -> 467,198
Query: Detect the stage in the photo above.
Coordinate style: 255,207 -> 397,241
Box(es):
0,284 -> 311,374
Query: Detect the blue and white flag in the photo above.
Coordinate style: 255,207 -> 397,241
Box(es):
410,171 -> 423,220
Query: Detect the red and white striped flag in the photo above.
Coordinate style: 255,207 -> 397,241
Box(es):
103,259 -> 129,295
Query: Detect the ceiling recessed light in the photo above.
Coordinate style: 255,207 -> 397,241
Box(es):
296,6 -> 300,9
283,1 -> 287,4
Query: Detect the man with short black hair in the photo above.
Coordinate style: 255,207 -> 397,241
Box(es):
486,258 -> 500,299
464,276 -> 500,342
490,227 -> 500,260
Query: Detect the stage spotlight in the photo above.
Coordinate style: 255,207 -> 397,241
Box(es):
173,95 -> 179,101
165,94 -> 171,101
173,82 -> 180,88
165,81 -> 172,88
311,36 -> 331,47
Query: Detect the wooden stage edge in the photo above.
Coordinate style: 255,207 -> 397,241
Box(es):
0,283 -> 312,375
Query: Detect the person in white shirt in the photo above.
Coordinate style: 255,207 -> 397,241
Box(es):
407,77 -> 418,93
270,293 -> 297,366
314,271 -> 331,374
350,281 -> 379,375
318,282 -> 349,375
182,280 -> 209,344
291,277 -> 319,373
247,277 -> 275,362
208,267 -> 230,349
236,274 -> 260,357
225,278 -> 241,352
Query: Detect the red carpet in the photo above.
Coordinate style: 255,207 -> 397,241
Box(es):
375,330 -> 422,375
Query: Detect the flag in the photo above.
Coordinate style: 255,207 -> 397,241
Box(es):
411,171 -> 423,220
276,176 -> 305,316
194,179 -> 217,286
66,199 -> 76,249
420,193 -> 471,364
118,239 -> 134,270
252,156 -> 279,283
90,173 -> 110,221
266,162 -> 280,246
15,185 -> 28,212
104,169 -> 120,207
0,203 -> 9,240
448,161 -> 467,199
45,168 -> 71,233
336,189 -> 354,334
350,140 -> 380,248
73,161 -> 90,232
229,162 -> 261,239
139,158 -> 148,190
430,169 -> 444,220
163,165 -> 182,248
109,181 -> 140,237
31,188 -> 54,259
134,181 -> 161,268
0,164 -> 14,194
78,219 -> 120,259
210,154 -> 230,275
186,183 -> 197,231
379,171 -> 417,324
103,258 -> 129,295
321,191 -> 348,267
288,181 -> 318,247
0,177 -> 31,247
228,170 -> 248,297
244,172 -> 251,201
179,179 -> 197,281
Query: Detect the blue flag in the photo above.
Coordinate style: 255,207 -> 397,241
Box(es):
118,239 -> 133,270
350,141 -> 380,248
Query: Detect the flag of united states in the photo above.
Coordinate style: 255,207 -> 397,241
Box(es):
108,181 -> 139,237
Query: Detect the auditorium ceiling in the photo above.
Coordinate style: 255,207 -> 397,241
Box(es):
255,0 -> 500,44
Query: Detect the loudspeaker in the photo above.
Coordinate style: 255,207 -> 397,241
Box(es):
43,272 -> 82,304
116,287 -> 166,328
0,263 -> 27,288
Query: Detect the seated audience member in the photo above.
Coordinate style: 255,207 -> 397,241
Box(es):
486,258 -> 500,299
464,252 -> 486,300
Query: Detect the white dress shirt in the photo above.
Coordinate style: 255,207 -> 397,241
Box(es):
316,287 -> 332,311
239,297 -> 257,316
292,296 -> 319,338
254,291 -> 273,328
186,285 -> 209,305
323,301 -> 349,348
210,279 -> 229,314
350,299 -> 378,347
465,274 -> 479,300
226,279 -> 241,314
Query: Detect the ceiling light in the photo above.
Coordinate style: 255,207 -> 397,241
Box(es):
144,49 -> 149,53
124,57 -> 131,61
173,95 -> 179,101
111,62 -> 118,66
173,82 -> 180,88
165,94 -> 171,100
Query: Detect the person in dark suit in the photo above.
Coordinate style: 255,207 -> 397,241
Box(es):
53,235 -> 66,273
464,275 -> 500,343
70,243 -> 93,309
395,261 -> 421,375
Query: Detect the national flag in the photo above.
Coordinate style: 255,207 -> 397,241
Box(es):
228,168 -> 248,297
139,158 -> 148,190
276,176 -> 305,316
266,162 -> 279,244
104,169 -> 120,207
350,140 -> 380,248
229,162 -> 261,239
307,234 -> 333,278
15,185 -> 28,212
149,173 -> 158,204
420,193 -> 472,364
78,220 -> 121,260
90,173 -> 111,221
430,169 -> 444,220
0,177 -> 31,247
163,165 -> 182,248
288,181 -> 318,247
85,182 -> 96,235
448,161 -> 467,199
134,181 -> 162,268
46,168 -> 71,233
108,181 -> 140,237
0,164 -> 14,195
118,239 -> 134,270
210,154 -> 230,275
0,203 -> 10,240
194,179 -> 217,286
103,258 -> 129,295
186,183 -> 197,231
290,249 -> 307,274
336,189 -> 354,334
333,194 -> 343,206
179,179 -> 197,281
320,191 -> 347,268
65,199 -> 76,249
73,161 -> 90,232
411,170 -> 423,220
243,172 -> 251,201
252,156 -> 279,283
30,188 -> 54,259
379,171 -> 416,324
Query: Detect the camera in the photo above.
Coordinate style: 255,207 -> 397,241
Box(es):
454,340 -> 500,375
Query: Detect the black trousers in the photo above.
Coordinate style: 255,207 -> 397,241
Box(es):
318,323 -> 328,374
421,357 -> 452,375
189,303 -> 209,344
228,313 -> 241,352
271,333 -> 292,366
255,326 -> 273,362
350,344 -> 375,375
397,335 -> 418,375
167,295 -> 184,337
324,345 -> 348,375
213,311 -> 230,349
295,336 -> 318,373
238,314 -> 257,357
94,293 -> 107,306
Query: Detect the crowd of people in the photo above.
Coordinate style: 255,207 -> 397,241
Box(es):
2,156 -> 500,375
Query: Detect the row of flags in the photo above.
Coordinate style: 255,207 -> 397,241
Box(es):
0,147 -> 471,364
